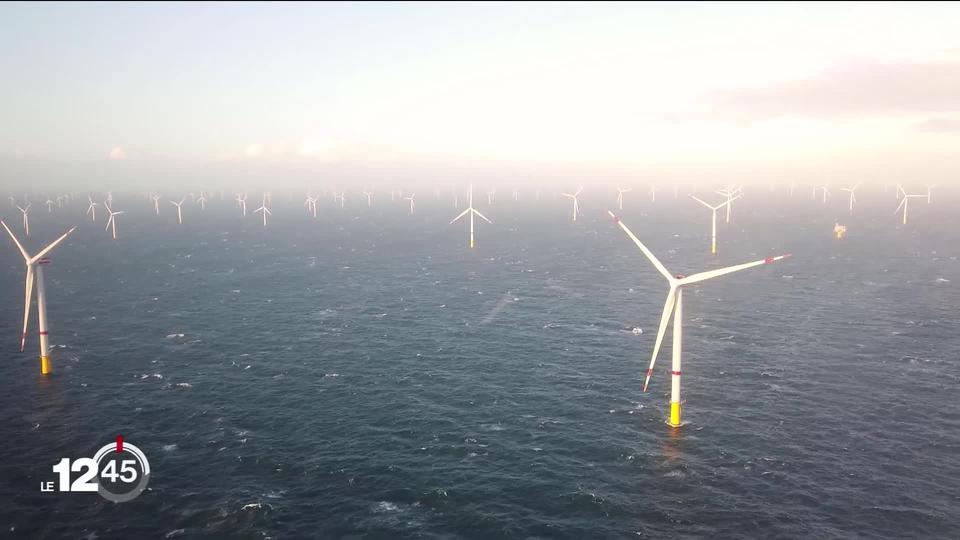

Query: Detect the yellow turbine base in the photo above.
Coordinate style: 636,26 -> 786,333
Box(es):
711,242 -> 716,255
41,356 -> 52,375
668,401 -> 682,427
470,239 -> 475,249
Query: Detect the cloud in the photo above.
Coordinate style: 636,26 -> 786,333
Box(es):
707,58 -> 960,122
108,146 -> 126,160
912,116 -> 960,133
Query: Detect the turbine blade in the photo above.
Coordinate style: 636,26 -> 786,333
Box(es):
643,288 -> 677,392
21,265 -> 34,352
1,220 -> 31,261
679,254 -> 791,285
689,195 -> 714,209
32,226 -> 77,263
450,208 -> 470,224
895,197 -> 906,214
473,209 -> 492,223
607,211 -> 674,283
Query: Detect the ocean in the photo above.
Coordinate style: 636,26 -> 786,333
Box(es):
1,190 -> 958,538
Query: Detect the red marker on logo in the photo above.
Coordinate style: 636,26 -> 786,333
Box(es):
116,435 -> 124,453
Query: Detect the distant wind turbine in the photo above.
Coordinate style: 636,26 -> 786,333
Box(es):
616,186 -> 632,210
839,183 -> 860,213
895,193 -> 925,225
926,185 -> 936,204
235,193 -> 247,216
170,199 -> 185,224
691,194 -> 739,255
607,210 -> 790,427
197,193 -> 208,210
813,185 -> 830,204
1,220 -> 77,375
450,185 -> 492,248
561,187 -> 583,222
45,199 -> 55,212
104,204 -> 125,239
716,186 -> 742,222
17,204 -> 31,236
404,193 -> 416,215
254,198 -> 271,227
86,197 -> 99,222
151,194 -> 161,215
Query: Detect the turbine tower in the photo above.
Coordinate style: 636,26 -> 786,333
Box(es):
607,210 -> 790,427
17,204 -> 31,236
86,197 -> 99,222
2,221 -> 77,375
254,197 -> 271,226
104,204 -> 125,240
839,183 -> 860,213
404,193 -> 416,215
616,186 -> 632,210
895,193 -> 925,225
450,185 -> 492,248
170,199 -> 185,224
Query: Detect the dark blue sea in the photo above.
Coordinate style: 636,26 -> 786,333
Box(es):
1,189 -> 958,539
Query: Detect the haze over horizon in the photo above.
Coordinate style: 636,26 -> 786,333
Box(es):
2,2 -> 959,190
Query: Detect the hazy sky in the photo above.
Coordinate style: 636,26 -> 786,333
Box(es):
2,2 -> 959,187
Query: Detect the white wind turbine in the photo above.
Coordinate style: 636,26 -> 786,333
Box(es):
691,194 -> 740,255
17,204 -> 31,236
150,194 -> 161,215
512,188 -> 519,202
926,185 -> 936,204
170,199 -> 185,224
2,221 -> 77,375
649,184 -> 657,204
86,196 -> 99,222
362,189 -> 374,207
45,199 -> 55,212
404,193 -> 416,215
487,189 -> 496,205
616,186 -> 632,210
895,193 -> 926,225
104,203 -> 125,239
235,193 -> 248,216
716,186 -> 742,223
197,193 -> 208,210
304,194 -> 318,218
254,197 -> 271,227
607,210 -> 790,427
334,191 -> 345,209
450,185 -> 492,249
813,185 -> 830,204
561,187 -> 583,222
839,183 -> 861,213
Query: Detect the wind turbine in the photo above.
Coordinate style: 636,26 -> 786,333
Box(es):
512,188 -> 519,202
649,184 -> 657,204
45,199 -> 55,212
86,197 -> 99,222
150,194 -> 161,215
716,186 -> 742,223
813,185 -> 830,204
362,190 -> 373,207
104,204 -> 125,239
895,193 -> 925,225
197,193 -> 208,210
926,185 -> 936,204
616,186 -> 632,210
17,204 -> 31,236
304,194 -> 318,218
1,221 -> 77,375
560,187 -> 583,222
334,191 -> 345,209
607,210 -> 790,427
235,193 -> 247,216
450,185 -> 492,248
839,183 -> 860,213
487,189 -> 496,205
691,194 -> 739,255
404,193 -> 416,215
254,197 -> 271,226
170,199 -> 185,224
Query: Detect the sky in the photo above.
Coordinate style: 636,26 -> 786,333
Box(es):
1,1 -> 959,189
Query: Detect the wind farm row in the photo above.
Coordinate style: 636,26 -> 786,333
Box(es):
1,181 -> 943,427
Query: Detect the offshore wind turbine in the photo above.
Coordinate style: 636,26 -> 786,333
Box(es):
17,204 -> 31,236
840,183 -> 860,212
170,199 -> 185,224
151,194 -> 161,215
450,185 -> 492,248
649,184 -> 657,204
45,199 -> 55,212
304,194 -> 318,218
235,193 -> 248,216
607,210 -> 790,427
716,186 -> 742,223
813,185 -> 830,204
691,194 -> 739,255
197,193 -> 208,210
362,189 -> 373,207
560,187 -> 583,222
86,197 -> 99,222
104,204 -> 125,239
616,186 -> 632,210
895,193 -> 925,225
404,193 -> 416,214
254,197 -> 271,227
2,221 -> 77,375
926,185 -> 936,204
334,191 -> 345,209
487,189 -> 496,205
